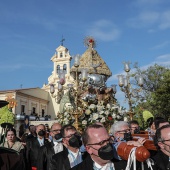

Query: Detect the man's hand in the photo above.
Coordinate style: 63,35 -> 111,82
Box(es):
127,138 -> 146,147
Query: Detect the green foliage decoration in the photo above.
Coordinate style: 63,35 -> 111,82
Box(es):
0,106 -> 15,125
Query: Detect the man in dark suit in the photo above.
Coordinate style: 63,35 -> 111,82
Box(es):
26,125 -> 37,141
152,124 -> 170,170
26,124 -> 49,170
37,123 -> 62,170
70,124 -> 120,170
50,125 -> 87,170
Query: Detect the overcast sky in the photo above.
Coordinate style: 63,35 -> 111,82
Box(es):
0,0 -> 170,108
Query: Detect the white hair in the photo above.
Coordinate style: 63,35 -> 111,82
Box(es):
110,121 -> 129,135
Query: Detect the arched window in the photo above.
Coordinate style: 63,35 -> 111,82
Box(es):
57,65 -> 60,73
63,64 -> 67,73
60,52 -> 63,58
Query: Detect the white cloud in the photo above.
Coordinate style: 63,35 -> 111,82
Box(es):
151,41 -> 170,50
159,11 -> 170,30
156,54 -> 170,61
86,20 -> 121,42
127,11 -> 160,28
127,0 -> 170,31
135,0 -> 163,6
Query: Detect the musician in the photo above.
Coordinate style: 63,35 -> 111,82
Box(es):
152,124 -> 170,170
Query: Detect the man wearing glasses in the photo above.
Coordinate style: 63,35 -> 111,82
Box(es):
70,124 -> 125,170
37,123 -> 62,170
129,120 -> 140,134
110,121 -> 145,146
152,124 -> 170,169
50,125 -> 87,170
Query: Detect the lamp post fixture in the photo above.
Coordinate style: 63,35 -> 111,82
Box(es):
50,54 -> 88,131
118,62 -> 143,120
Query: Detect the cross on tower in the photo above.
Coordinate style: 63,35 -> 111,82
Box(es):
60,36 -> 65,46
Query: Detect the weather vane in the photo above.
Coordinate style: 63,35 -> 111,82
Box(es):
60,35 -> 65,46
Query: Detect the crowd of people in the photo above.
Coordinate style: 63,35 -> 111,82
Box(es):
0,116 -> 170,170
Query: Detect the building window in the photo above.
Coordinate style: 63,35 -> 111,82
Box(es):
60,52 -> 63,58
42,109 -> 45,117
63,64 -> 67,73
57,65 -> 60,73
21,105 -> 25,114
32,107 -> 36,114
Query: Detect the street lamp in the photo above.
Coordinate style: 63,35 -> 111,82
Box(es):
118,62 -> 143,120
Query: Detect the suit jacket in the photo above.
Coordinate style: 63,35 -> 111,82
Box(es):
70,154 -> 127,170
37,141 -> 55,170
152,150 -> 170,170
26,137 -> 49,169
49,146 -> 88,170
70,154 -> 153,170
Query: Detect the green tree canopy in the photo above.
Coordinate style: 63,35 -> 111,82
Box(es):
134,64 -> 170,119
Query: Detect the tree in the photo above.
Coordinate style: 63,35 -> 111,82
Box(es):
133,64 -> 170,120
150,69 -> 170,118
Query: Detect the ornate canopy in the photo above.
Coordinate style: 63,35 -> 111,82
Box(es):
70,37 -> 112,79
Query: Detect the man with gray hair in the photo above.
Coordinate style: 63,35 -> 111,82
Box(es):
110,121 -> 145,149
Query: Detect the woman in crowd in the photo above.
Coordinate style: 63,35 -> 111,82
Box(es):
2,128 -> 25,153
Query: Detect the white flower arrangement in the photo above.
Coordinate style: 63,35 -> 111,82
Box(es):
81,103 -> 126,129
57,103 -> 127,129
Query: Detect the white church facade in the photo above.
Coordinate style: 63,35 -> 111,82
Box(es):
0,43 -> 73,126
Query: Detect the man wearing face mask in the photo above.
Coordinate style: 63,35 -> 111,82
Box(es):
70,123 -> 127,170
50,124 -> 87,170
152,124 -> 170,170
129,120 -> 141,134
26,124 -> 49,170
110,121 -> 148,170
37,123 -> 62,170
110,121 -> 145,148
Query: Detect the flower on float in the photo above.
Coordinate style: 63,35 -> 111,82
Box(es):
112,113 -> 116,118
111,106 -> 118,111
100,117 -> 106,123
108,116 -> 113,121
89,104 -> 96,110
99,114 -> 104,118
124,117 -> 128,122
116,115 -> 121,119
64,112 -> 68,116
99,111 -> 104,115
105,111 -> 109,115
85,109 -> 91,115
93,113 -> 99,120
82,120 -> 87,125
97,105 -> 104,111
65,121 -> 69,125
106,104 -> 111,109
